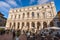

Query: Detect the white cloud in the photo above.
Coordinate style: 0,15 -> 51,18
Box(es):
0,1 -> 11,18
0,7 -> 9,13
29,0 -> 35,4
17,0 -> 22,6
5,0 -> 19,7
0,7 -> 9,18
38,0 -> 49,4
0,1 -> 11,8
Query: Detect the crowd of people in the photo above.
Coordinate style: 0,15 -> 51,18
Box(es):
26,32 -> 60,40
0,29 -> 60,40
23,30 -> 60,40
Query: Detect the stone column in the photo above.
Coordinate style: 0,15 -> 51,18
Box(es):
25,12 -> 27,19
35,22 -> 37,33
20,13 -> 23,20
41,22 -> 43,29
30,12 -> 32,19
35,12 -> 37,19
15,22 -> 17,30
12,22 -> 14,29
16,14 -> 18,19
30,22 -> 32,30
40,12 -> 43,19
19,22 -> 22,30
24,22 -> 26,27
35,22 -> 37,29
47,21 -> 50,27
50,2 -> 57,17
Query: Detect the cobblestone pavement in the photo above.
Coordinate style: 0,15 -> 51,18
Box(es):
0,33 -> 27,40
0,33 -> 13,40
19,34 -> 27,40
0,33 -> 55,40
0,33 -> 41,40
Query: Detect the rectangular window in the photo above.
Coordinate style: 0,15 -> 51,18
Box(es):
15,15 -> 16,19
57,22 -> 60,27
37,13 -> 39,18
32,12 -> 34,18
19,15 -> 20,19
23,13 -> 25,19
27,12 -> 29,18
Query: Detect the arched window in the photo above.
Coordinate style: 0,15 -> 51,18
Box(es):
48,5 -> 50,8
50,21 -> 54,27
42,6 -> 44,8
32,12 -> 34,18
22,22 -> 24,28
13,22 -> 15,29
37,7 -> 39,9
37,13 -> 39,18
19,15 -> 20,19
27,12 -> 29,18
43,22 -> 47,29
37,22 -> 40,29
17,22 -> 20,29
32,22 -> 35,27
15,15 -> 16,19
16,10 -> 18,12
26,22 -> 29,28
23,13 -> 25,18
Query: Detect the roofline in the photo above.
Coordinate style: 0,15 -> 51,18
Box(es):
10,1 -> 54,10
0,13 -> 4,16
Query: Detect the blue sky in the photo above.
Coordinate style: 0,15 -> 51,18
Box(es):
0,0 -> 60,18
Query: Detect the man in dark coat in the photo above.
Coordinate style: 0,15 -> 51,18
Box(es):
12,30 -> 16,40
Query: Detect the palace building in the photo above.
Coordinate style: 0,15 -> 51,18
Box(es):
6,1 -> 58,33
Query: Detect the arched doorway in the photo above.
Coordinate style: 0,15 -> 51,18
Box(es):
22,22 -> 24,28
37,22 -> 41,29
13,22 -> 15,29
50,21 -> 54,27
26,22 -> 29,28
17,22 -> 20,29
31,22 -> 35,28
43,22 -> 47,29
32,12 -> 34,18
26,22 -> 29,30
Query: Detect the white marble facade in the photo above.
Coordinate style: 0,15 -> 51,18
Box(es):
6,1 -> 57,33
